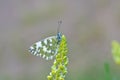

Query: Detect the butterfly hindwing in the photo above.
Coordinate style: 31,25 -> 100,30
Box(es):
29,36 -> 59,60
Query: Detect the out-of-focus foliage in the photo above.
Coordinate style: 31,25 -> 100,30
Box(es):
104,62 -> 112,80
112,40 -> 120,64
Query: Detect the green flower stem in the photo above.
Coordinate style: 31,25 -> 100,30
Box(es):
104,62 -> 112,80
47,35 -> 68,80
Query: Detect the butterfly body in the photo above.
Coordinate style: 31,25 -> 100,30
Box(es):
29,32 -> 62,60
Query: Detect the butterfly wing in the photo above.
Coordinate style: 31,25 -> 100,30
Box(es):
29,36 -> 59,60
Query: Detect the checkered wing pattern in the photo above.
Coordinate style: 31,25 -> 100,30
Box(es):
29,36 -> 59,60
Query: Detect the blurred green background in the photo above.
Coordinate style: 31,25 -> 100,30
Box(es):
0,0 -> 120,80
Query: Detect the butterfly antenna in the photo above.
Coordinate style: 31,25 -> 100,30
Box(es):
57,20 -> 62,33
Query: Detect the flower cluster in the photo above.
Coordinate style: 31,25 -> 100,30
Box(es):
47,35 -> 68,80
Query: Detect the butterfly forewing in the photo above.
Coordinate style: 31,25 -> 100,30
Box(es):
29,36 -> 59,60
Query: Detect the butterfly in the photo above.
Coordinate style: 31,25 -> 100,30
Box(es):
28,21 -> 62,60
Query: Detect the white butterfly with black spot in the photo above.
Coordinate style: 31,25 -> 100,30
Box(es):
29,32 -> 62,60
